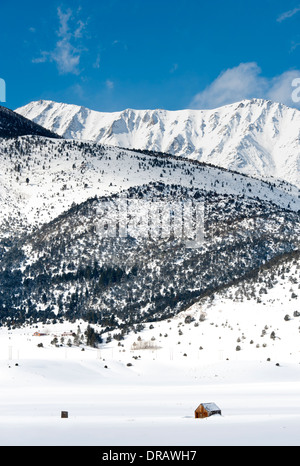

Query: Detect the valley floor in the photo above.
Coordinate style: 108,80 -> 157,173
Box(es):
0,292 -> 300,446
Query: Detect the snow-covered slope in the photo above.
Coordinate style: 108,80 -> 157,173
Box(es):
0,135 -> 299,240
0,134 -> 299,326
16,98 -> 300,187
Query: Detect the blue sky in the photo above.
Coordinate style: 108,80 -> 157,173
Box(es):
1,0 -> 300,111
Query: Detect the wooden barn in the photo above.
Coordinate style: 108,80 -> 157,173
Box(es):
194,402 -> 222,418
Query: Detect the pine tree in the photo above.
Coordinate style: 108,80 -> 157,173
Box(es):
85,324 -> 102,347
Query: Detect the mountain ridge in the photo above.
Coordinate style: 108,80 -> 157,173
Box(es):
16,98 -> 300,188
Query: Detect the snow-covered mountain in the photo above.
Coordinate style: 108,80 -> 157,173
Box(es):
0,133 -> 299,326
0,106 -> 299,329
16,98 -> 300,188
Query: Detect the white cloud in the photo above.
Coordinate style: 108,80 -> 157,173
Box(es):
106,79 -> 114,90
57,7 -> 72,37
291,41 -> 300,51
51,39 -> 81,75
93,54 -> 101,69
52,7 -> 87,75
32,7 -> 88,75
190,63 -> 300,110
32,51 -> 49,64
277,5 -> 300,22
170,63 -> 178,73
190,63 -> 267,109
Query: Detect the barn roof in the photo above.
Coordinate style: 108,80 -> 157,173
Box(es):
200,403 -> 221,412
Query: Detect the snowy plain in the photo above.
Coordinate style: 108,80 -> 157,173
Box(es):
1,274 -> 300,447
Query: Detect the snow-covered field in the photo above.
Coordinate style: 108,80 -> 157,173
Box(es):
1,282 -> 299,447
